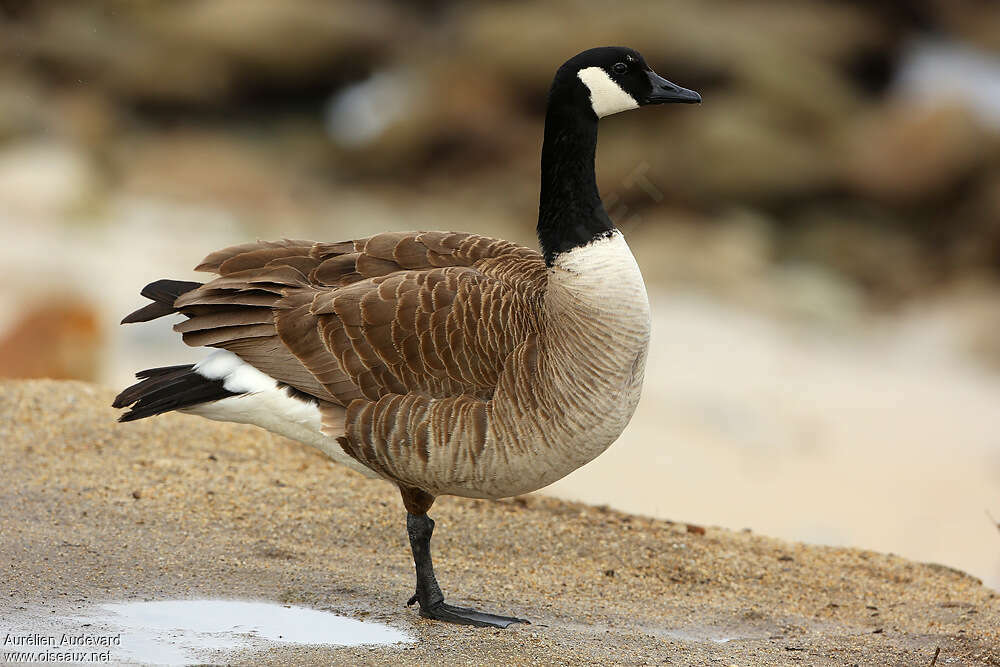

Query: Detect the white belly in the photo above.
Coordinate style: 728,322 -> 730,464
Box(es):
180,351 -> 376,478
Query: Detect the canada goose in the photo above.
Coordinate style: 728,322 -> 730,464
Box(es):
114,46 -> 700,628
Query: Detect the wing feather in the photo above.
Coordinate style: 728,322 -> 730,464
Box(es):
164,232 -> 545,412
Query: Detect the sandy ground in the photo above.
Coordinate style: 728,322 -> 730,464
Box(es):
2,380 -> 999,665
4,205 -> 1000,591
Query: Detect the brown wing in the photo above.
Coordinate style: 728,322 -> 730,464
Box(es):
172,232 -> 547,406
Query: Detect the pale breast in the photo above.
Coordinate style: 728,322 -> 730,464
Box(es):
432,230 -> 652,498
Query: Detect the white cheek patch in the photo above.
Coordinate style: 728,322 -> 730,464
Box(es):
577,67 -> 639,118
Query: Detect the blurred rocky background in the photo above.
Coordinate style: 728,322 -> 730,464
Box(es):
1,1 -> 998,587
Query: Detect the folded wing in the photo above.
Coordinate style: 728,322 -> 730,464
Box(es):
166,231 -> 547,408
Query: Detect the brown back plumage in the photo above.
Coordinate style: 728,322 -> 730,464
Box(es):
169,231 -> 548,407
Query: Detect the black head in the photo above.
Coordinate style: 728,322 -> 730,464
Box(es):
551,46 -> 701,119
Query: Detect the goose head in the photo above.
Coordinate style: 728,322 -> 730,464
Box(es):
552,46 -> 701,119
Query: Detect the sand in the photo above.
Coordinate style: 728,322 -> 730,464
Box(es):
1,380 -> 998,665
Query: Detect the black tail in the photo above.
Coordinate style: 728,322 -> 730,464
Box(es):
121,279 -> 203,324
113,364 -> 237,422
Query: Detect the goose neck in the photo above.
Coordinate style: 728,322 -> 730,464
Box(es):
536,105 -> 614,266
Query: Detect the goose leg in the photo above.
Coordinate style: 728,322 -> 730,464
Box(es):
404,512 -> 529,628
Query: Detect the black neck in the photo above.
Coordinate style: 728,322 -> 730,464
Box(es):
536,102 -> 615,266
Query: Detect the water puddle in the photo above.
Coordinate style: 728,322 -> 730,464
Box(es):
5,600 -> 412,665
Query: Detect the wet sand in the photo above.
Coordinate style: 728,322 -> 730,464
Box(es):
2,380 -> 998,665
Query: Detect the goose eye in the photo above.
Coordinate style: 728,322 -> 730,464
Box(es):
612,62 -> 627,75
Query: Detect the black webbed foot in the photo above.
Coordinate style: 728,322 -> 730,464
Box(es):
406,594 -> 528,628
404,510 -> 529,628
415,600 -> 528,628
